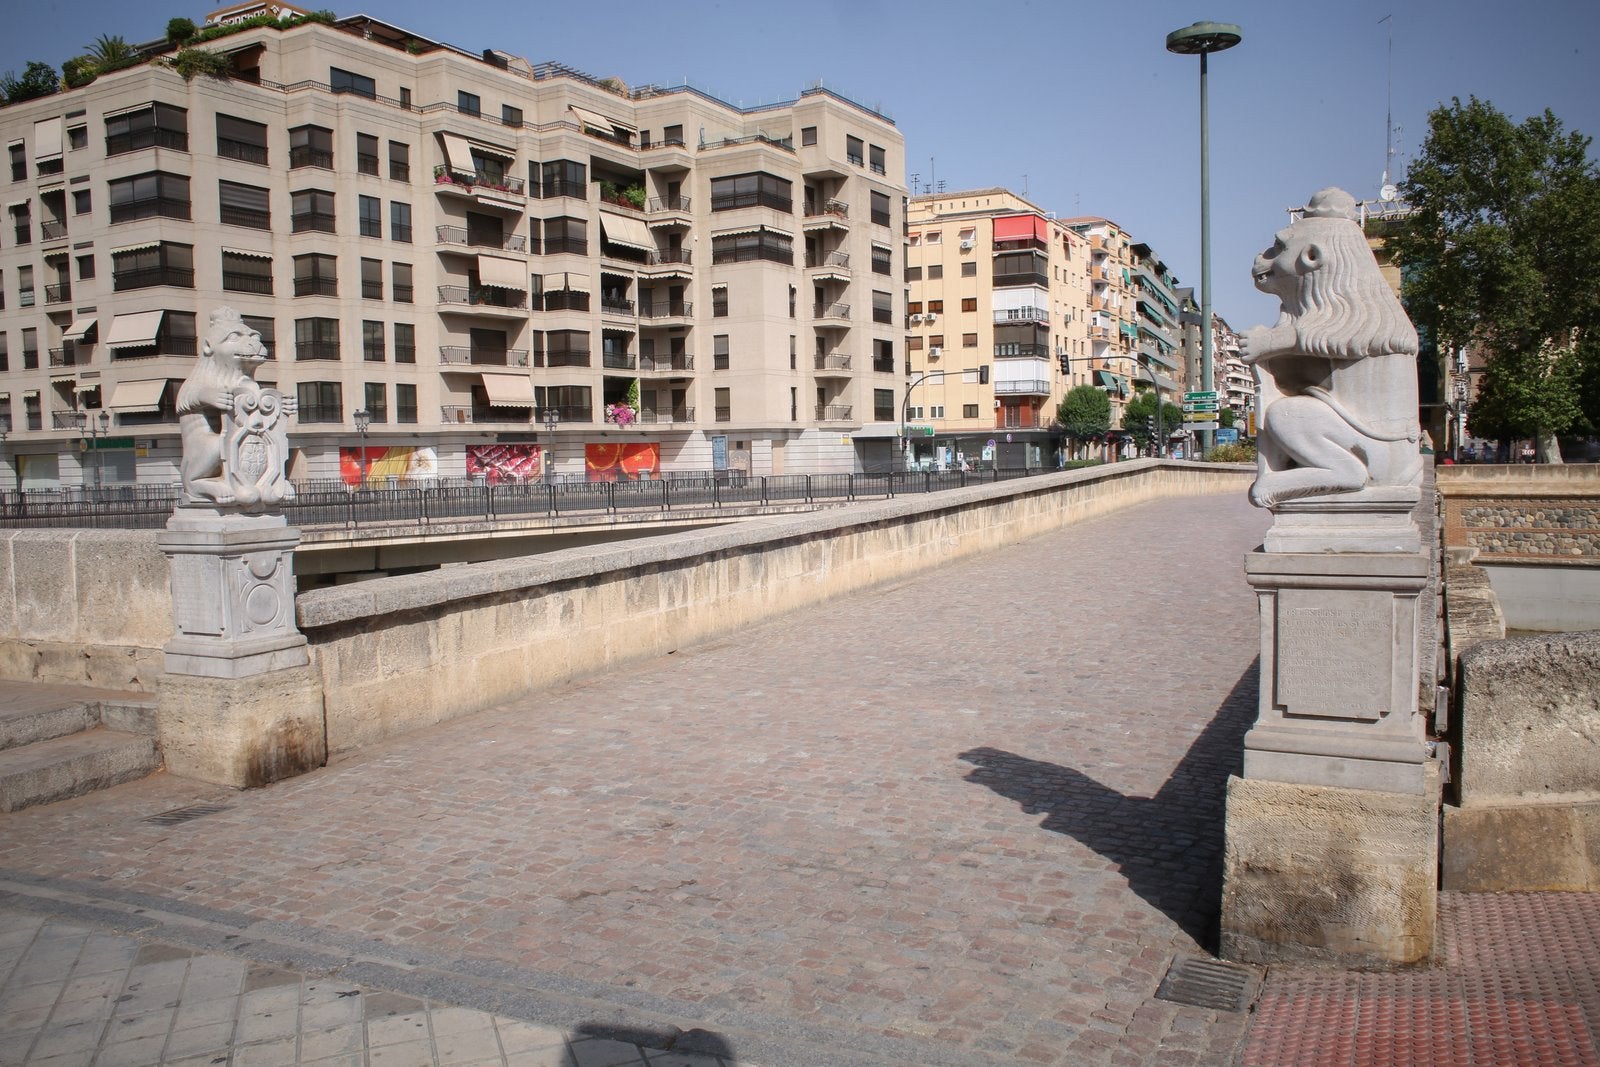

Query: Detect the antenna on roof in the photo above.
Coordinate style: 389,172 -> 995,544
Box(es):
1379,14 -> 1398,201
909,172 -> 921,195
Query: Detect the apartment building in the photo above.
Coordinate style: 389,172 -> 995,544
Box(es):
903,190 -> 1090,470
0,12 -> 906,488
1062,217 -> 1144,430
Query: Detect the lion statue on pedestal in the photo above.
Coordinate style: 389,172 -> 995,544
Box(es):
1241,187 -> 1422,508
176,307 -> 296,509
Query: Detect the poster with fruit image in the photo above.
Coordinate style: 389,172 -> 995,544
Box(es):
466,444 -> 543,483
584,442 -> 659,481
339,446 -> 438,487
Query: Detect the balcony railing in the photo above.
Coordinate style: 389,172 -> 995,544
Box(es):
806,250 -> 850,269
714,406 -> 731,422
805,198 -> 849,220
711,190 -> 792,213
113,267 -> 195,290
600,299 -> 635,317
647,248 -> 693,267
639,301 -> 692,319
289,146 -> 334,170
221,206 -> 271,229
294,278 -> 338,297
544,349 -> 590,368
993,270 -> 1050,288
638,408 -> 694,424
438,346 -> 529,367
602,351 -> 637,370
291,211 -> 336,234
639,354 -> 694,372
434,167 -> 526,197
543,290 -> 590,312
296,342 -> 341,361
40,220 -> 67,241
645,195 -> 692,213
815,404 -> 853,421
995,344 -> 1050,359
542,238 -> 588,256
814,354 -> 852,371
44,282 -> 71,304
437,286 -> 527,310
217,138 -> 268,165
109,198 -> 190,224
440,405 -> 533,425
994,307 -> 1049,324
47,347 -> 78,367
222,272 -> 273,294
434,225 -> 527,252
994,379 -> 1051,395
106,129 -> 187,156
813,302 -> 851,320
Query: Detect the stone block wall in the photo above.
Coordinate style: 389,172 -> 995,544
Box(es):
1437,464 -> 1600,560
297,462 -> 1250,756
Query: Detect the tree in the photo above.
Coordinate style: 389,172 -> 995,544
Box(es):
1218,407 -> 1236,430
1392,96 -> 1600,461
167,18 -> 198,46
85,35 -> 134,66
1055,385 -> 1110,459
1121,389 -> 1183,455
1,61 -> 60,104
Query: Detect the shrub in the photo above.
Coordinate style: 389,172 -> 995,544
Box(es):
166,17 -> 198,45
1205,442 -> 1257,463
166,47 -> 232,81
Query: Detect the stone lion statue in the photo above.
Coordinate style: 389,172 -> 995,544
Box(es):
1241,187 -> 1422,507
177,307 -> 296,508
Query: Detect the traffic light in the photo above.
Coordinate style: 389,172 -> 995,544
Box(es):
1144,415 -> 1156,436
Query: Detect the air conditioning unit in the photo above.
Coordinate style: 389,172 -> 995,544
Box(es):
960,239 -> 974,251
929,346 -> 942,358
993,399 -> 1001,410
925,312 -> 937,322
910,313 -> 923,323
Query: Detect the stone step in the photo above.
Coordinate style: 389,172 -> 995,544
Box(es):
0,685 -> 158,753
0,728 -> 161,813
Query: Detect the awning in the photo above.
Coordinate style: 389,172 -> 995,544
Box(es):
33,117 -> 63,163
993,214 -> 1048,243
74,381 -> 100,394
104,311 -> 166,350
108,378 -> 168,414
598,211 -> 654,253
713,225 -> 792,240
474,192 -> 522,210
811,270 -> 850,283
5,198 -> 30,211
476,254 -> 526,291
111,240 -> 162,256
439,132 -> 476,174
1095,370 -> 1131,394
467,140 -> 514,161
63,317 -> 97,342
480,372 -> 535,409
222,247 -> 272,260
49,373 -> 76,384
549,271 -> 589,293
569,104 -> 634,135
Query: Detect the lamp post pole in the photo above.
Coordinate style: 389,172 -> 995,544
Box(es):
543,407 -> 559,481
352,408 -> 370,487
901,370 -> 947,471
1138,355 -> 1165,458
1167,20 -> 1241,458
93,410 -> 109,491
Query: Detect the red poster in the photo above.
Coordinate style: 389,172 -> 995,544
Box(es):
467,444 -> 543,484
584,442 -> 659,482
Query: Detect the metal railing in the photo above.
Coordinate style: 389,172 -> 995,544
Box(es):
434,226 -> 527,252
0,468 -> 1064,531
438,347 -> 529,367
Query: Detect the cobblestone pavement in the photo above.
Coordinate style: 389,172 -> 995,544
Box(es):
0,493 -> 1274,1066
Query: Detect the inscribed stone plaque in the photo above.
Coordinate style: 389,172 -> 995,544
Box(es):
1275,588 -> 1391,721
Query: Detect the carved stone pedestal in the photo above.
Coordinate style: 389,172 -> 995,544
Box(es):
155,506 -> 325,788
1223,489 -> 1439,967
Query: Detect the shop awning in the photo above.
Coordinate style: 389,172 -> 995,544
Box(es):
481,372 -> 534,409
108,378 -> 168,414
569,105 -> 634,136
104,311 -> 166,350
439,132 -> 476,174
63,317 -> 97,342
598,211 -> 654,253
476,255 -> 526,291
33,117 -> 63,163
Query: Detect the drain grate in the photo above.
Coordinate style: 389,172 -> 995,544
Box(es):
145,803 -> 231,827
1154,954 -> 1260,1012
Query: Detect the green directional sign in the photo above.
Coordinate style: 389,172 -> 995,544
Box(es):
1184,390 -> 1219,402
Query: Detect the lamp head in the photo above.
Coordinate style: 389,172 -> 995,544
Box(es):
1165,21 -> 1242,55
353,409 -> 371,433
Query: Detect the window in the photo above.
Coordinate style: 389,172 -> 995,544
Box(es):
295,381 -> 342,422
871,245 -> 891,275
0,335 -> 7,372
712,286 -> 728,317
543,216 -> 586,255
358,195 -> 381,237
873,338 -> 894,372
72,189 -> 91,215
390,201 -> 412,243
289,125 -> 333,170
392,262 -> 413,303
360,258 -> 383,300
713,334 -> 729,370
928,264 -> 943,280
714,387 -> 730,422
929,334 -> 944,348
930,405 -> 944,419
68,124 -> 87,151
293,253 -> 338,297
398,87 -> 411,110
540,159 -> 586,199
8,143 -> 24,182
218,180 -> 269,228
869,144 -> 886,175
105,103 -> 187,155
874,389 -> 895,421
963,333 -> 978,347
396,381 -> 417,422
241,315 -> 275,356
22,328 -> 38,369
908,301 -> 923,315
356,133 -> 379,176
362,321 -> 385,361
216,114 -> 267,164
502,104 -> 522,128
330,67 -> 376,98
388,141 -> 410,182
711,228 -> 792,265
364,382 -> 387,422
112,242 -> 193,291
801,126 -> 817,146
393,323 -> 416,365
871,190 -> 890,226
291,188 -> 335,233
962,260 -> 977,277
457,91 -> 480,117
790,335 -> 797,369
109,171 -> 190,223
662,124 -> 684,146
846,135 -> 864,166
222,250 -> 273,294
962,297 -> 977,312
710,171 -> 792,212
964,404 -> 980,419
295,318 -> 340,361
18,267 -> 33,307
928,300 -> 944,314
872,290 -> 893,325
76,254 -> 94,280
925,230 -> 942,245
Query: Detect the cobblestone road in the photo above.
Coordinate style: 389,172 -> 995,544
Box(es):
0,492 -> 1272,1066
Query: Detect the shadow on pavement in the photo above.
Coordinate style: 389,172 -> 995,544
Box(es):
571,1021 -> 739,1061
959,659 -> 1259,950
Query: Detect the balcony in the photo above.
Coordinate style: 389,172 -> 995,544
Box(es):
813,302 -> 851,322
639,301 -> 693,320
113,267 -> 194,291
814,353 -> 852,374
806,250 -> 851,273
544,348 -> 591,368
41,220 -> 67,241
438,346 -> 529,367
638,407 -> 694,424
109,198 -> 190,224
439,405 -> 532,426
994,379 -> 1051,396
44,282 -> 71,304
645,196 -> 692,227
639,354 -> 694,374
714,406 -> 731,422
602,350 -> 637,370
803,200 -> 850,230
294,278 -> 337,297
644,247 -> 693,268
221,206 -> 271,229
994,306 -> 1049,325
296,342 -> 341,362
434,167 -> 526,200
434,225 -> 527,253
815,404 -> 853,421
223,271 -> 273,294
218,138 -> 268,165
995,344 -> 1050,360
289,146 -> 334,170
600,298 -> 636,318
437,286 -> 528,313
47,347 -> 80,367
543,290 -> 590,312
106,129 -> 187,156
291,211 -> 336,234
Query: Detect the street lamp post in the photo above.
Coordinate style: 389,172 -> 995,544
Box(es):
67,410 -> 111,493
1137,354 -> 1166,458
352,408 -> 371,487
1166,20 -> 1241,458
542,407 -> 559,481
901,370 -> 948,471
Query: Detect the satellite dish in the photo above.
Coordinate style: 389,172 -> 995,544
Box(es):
1380,183 -> 1398,202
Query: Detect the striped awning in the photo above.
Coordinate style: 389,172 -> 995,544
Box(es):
108,378 -> 168,414
569,104 -> 635,135
222,247 -> 272,260
476,255 -> 526,291
104,311 -> 166,350
63,317 -> 97,342
480,372 -> 534,409
548,271 -> 589,293
439,132 -> 476,173
598,211 -> 654,253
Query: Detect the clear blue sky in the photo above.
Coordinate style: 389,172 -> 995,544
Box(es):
7,0 -> 1598,330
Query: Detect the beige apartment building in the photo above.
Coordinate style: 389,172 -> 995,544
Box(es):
0,12 -> 906,488
902,190 -> 1090,469
1062,217 -> 1144,432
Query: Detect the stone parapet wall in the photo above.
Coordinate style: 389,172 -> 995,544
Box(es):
1437,464 -> 1600,561
297,462 -> 1250,756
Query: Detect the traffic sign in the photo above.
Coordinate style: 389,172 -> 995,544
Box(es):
1184,390 -> 1219,402
1185,420 -> 1219,431
1182,401 -> 1218,412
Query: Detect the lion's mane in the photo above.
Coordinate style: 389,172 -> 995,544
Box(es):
1284,215 -> 1418,361
177,307 -> 258,415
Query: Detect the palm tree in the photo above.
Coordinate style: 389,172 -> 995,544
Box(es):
85,35 -> 134,67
